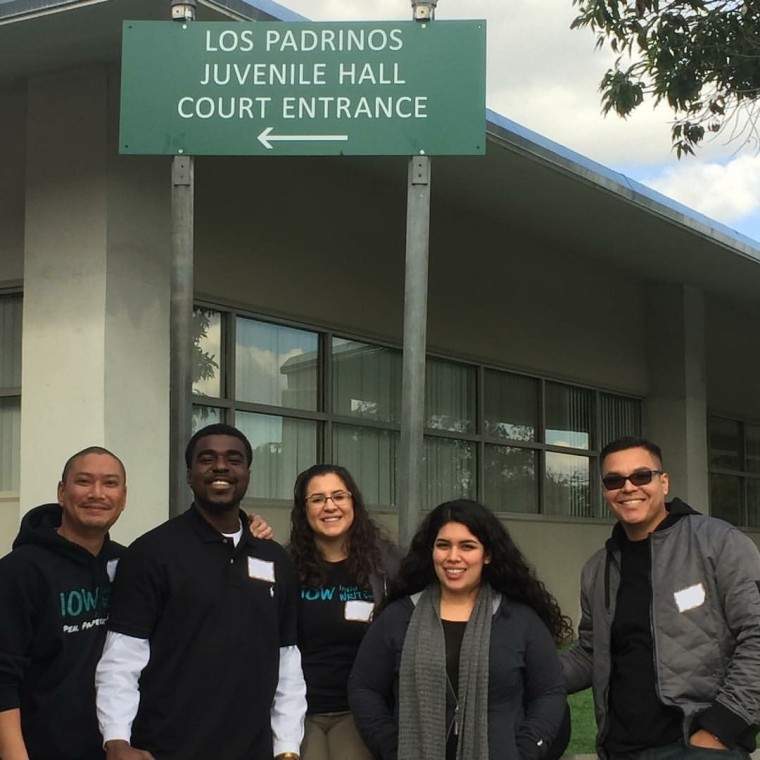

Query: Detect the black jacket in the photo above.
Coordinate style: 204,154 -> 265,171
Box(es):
0,504 -> 124,760
348,594 -> 567,760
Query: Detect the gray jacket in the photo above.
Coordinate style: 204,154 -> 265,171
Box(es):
561,499 -> 760,753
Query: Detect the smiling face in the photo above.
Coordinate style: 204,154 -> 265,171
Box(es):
602,446 -> 669,541
304,472 -> 355,548
187,434 -> 250,515
57,453 -> 127,543
432,521 -> 490,599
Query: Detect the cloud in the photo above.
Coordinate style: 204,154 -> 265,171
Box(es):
640,156 -> 760,227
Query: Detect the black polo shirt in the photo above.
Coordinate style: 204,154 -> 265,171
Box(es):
108,506 -> 298,760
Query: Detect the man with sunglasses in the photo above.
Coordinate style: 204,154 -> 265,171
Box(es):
562,435 -> 760,760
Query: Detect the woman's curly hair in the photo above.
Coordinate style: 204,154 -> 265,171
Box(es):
384,498 -> 573,645
289,464 -> 384,590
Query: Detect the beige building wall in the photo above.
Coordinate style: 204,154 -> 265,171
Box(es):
1,65 -> 173,557
0,84 -> 26,550
706,299 -> 760,421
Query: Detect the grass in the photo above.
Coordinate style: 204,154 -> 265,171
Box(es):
566,688 -> 596,755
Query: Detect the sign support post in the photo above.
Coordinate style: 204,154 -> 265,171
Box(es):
169,0 -> 196,517
398,0 -> 437,547
398,154 -> 431,547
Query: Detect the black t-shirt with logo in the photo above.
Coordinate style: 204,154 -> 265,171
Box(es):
298,560 -> 374,714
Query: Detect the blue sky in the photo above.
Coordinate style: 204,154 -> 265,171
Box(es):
278,0 -> 760,244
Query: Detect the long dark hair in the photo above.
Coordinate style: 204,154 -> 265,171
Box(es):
385,499 -> 573,644
289,464 -> 384,590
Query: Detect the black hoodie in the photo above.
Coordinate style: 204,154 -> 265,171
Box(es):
0,503 -> 124,760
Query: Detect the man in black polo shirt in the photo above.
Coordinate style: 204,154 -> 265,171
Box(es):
95,424 -> 305,760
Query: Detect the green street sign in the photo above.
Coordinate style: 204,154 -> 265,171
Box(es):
119,20 -> 486,156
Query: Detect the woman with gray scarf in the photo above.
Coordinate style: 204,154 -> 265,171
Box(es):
348,499 -> 572,760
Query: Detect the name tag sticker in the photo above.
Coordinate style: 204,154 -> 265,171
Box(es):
674,582 -> 705,613
106,559 -> 119,582
248,557 -> 275,583
345,600 -> 373,622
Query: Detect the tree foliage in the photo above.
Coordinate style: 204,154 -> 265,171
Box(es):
571,0 -> 760,156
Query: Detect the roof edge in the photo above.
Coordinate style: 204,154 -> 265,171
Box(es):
485,108 -> 760,263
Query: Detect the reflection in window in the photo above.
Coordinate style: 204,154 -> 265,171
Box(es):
0,398 -> 20,491
483,371 -> 537,441
483,445 -> 537,513
0,295 -> 22,388
708,416 -> 760,527
237,411 -> 317,500
747,424 -> 760,474
0,294 -> 22,492
236,317 -> 318,410
546,382 -> 591,450
332,339 -> 401,423
192,405 -> 222,431
192,308 -> 222,398
425,359 -> 475,433
748,479 -> 760,528
710,417 -> 741,471
710,473 -> 742,526
333,424 -> 398,507
600,393 -> 641,448
424,436 -> 475,508
545,452 -> 591,517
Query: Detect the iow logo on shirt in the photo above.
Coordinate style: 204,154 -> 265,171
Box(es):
59,584 -> 112,634
301,584 -> 373,602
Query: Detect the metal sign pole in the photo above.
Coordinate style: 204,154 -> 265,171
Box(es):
169,0 -> 196,517
398,0 -> 436,547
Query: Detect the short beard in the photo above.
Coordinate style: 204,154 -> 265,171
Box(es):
195,496 -> 240,514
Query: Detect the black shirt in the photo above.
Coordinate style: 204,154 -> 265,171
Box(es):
298,560 -> 374,713
108,506 -> 298,760
605,533 -> 682,753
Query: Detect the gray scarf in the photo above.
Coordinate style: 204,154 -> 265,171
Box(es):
398,582 -> 493,760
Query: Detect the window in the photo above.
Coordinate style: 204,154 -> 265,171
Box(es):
709,416 -> 760,528
0,293 -> 22,492
192,304 -> 642,516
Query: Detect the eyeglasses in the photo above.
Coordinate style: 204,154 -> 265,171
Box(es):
601,469 -> 664,491
305,491 -> 352,507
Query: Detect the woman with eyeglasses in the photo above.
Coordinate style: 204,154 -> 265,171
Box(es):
348,499 -> 573,760
289,464 -> 401,760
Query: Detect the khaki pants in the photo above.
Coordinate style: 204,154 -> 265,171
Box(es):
301,712 -> 374,760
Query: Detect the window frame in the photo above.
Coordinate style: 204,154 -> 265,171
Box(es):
192,301 -> 642,518
709,414 -> 760,529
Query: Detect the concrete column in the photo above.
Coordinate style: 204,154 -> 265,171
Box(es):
20,66 -> 171,545
644,282 -> 709,509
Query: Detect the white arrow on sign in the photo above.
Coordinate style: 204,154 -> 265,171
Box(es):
257,126 -> 349,150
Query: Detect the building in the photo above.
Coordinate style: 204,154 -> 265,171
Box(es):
2,0 -> 760,621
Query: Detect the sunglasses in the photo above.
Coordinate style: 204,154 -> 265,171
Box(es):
601,469 -> 664,491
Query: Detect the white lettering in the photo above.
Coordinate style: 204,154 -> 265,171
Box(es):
205,29 -> 254,52
177,96 -> 271,119
280,95 -> 428,120
264,27 -> 404,53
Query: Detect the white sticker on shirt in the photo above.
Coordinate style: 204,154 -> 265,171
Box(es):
344,600 -> 373,622
106,558 -> 119,582
674,582 -> 705,613
248,557 -> 275,583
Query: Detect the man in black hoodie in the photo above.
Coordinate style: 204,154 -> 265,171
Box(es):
0,446 -> 127,760
562,436 -> 760,760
